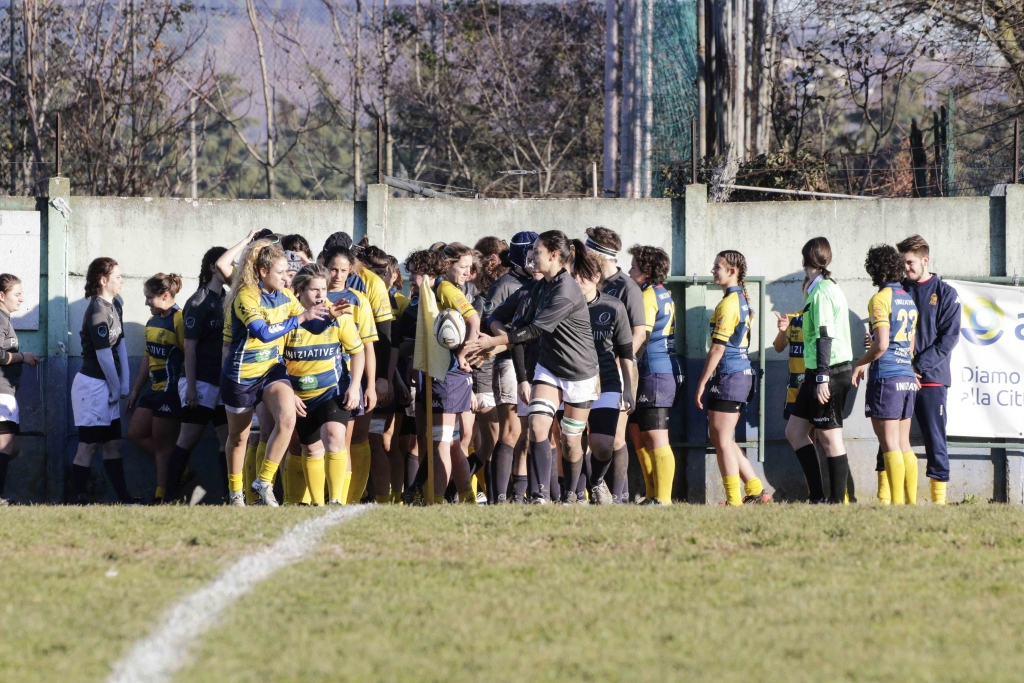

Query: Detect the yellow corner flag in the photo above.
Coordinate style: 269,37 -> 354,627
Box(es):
413,278 -> 450,380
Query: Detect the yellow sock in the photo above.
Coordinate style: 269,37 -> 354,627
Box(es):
477,466 -> 487,495
930,479 -> 947,505
470,472 -> 479,498
227,472 -> 244,493
376,494 -> 391,504
325,450 -> 347,503
304,455 -> 326,506
284,453 -> 307,504
458,490 -> 475,504
652,445 -> 675,504
883,451 -> 905,505
347,442 -> 371,505
637,447 -> 655,500
258,458 -> 279,484
903,452 -> 918,505
723,474 -> 742,506
877,471 -> 891,504
744,477 -> 764,498
341,471 -> 352,505
391,491 -> 403,505
243,442 -> 258,504
154,486 -> 165,500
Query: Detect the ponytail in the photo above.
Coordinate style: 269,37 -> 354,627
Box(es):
145,273 -> 183,298
716,250 -> 754,319
570,239 -> 601,283
85,257 -> 118,298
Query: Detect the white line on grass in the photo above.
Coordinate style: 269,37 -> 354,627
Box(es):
108,505 -> 368,683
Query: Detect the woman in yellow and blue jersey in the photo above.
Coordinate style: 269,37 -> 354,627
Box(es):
324,244 -> 379,504
694,251 -> 770,506
853,244 -> 920,505
125,273 -> 184,503
221,240 -> 346,506
626,245 -> 681,505
283,265 -> 364,505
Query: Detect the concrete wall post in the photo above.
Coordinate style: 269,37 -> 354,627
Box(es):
1006,185 -> 1024,277
366,184 -> 389,251
45,177 -> 70,503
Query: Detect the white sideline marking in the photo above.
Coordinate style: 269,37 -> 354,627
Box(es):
108,506 -> 368,683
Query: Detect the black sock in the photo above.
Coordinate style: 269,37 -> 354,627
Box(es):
217,451 -> 228,499
529,439 -> 552,499
875,445 -> 884,472
412,456 -> 429,488
612,445 -> 629,503
513,474 -> 528,499
795,444 -> 826,501
165,446 -> 192,501
826,455 -> 850,504
102,458 -> 131,502
492,443 -> 513,503
72,463 -> 90,500
591,455 -> 612,487
550,472 -> 561,502
847,470 -> 857,503
467,454 -> 482,477
563,457 -> 582,498
0,452 -> 9,497
404,452 -> 420,489
443,478 -> 457,503
576,456 -> 588,496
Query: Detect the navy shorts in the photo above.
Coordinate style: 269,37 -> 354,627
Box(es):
431,369 -> 474,414
707,369 -> 754,404
635,372 -> 679,410
138,389 -> 182,419
865,375 -> 918,420
220,363 -> 290,413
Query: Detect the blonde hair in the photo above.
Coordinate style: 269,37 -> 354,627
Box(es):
224,239 -> 286,316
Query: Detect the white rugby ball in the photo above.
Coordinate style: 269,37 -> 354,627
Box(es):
434,308 -> 467,350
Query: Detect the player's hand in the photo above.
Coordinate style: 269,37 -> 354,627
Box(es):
622,390 -> 636,415
327,300 -> 350,319
343,385 -> 360,410
365,386 -> 378,412
20,352 -> 40,368
126,389 -> 139,412
863,332 -> 872,349
518,381 -> 531,405
816,381 -> 831,404
461,337 -> 491,357
294,396 -> 307,418
185,384 -> 199,409
457,352 -> 472,374
300,304 -> 329,324
775,311 -> 789,333
694,382 -> 706,410
851,364 -> 866,387
376,378 -> 391,407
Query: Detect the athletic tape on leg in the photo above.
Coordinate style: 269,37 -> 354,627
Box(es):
432,424 -> 456,443
560,416 -> 587,436
528,398 -> 557,418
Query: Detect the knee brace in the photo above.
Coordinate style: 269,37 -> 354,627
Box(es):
560,416 -> 587,437
528,398 -> 557,419
432,424 -> 456,443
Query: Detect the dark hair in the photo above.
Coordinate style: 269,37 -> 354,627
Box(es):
802,237 -> 833,279
361,244 -> 391,272
628,244 -> 670,285
716,250 -> 754,317
897,234 -> 930,258
0,273 -> 21,295
281,234 -> 314,260
324,245 -> 354,268
405,249 -> 445,278
570,239 -> 602,283
199,246 -> 227,287
536,230 -> 572,265
585,226 -> 622,252
865,244 -> 905,288
291,263 -> 330,295
145,273 -> 183,298
387,255 -> 403,290
474,236 -> 509,289
439,242 -> 473,269
85,257 -> 119,297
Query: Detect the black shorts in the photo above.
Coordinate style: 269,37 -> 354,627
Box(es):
588,407 -> 619,437
296,399 -> 350,446
634,406 -> 672,431
0,420 -> 20,435
708,399 -> 743,414
138,389 -> 182,420
791,362 -> 852,430
180,404 -> 228,427
79,419 -> 123,444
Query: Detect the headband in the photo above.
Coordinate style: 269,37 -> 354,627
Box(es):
584,237 -> 618,258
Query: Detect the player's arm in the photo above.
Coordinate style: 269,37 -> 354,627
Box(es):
772,312 -> 790,353
913,284 -> 961,377
694,342 -> 727,410
216,229 -> 260,281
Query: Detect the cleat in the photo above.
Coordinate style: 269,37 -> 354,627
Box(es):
327,499 -> 341,505
527,494 -> 547,505
189,486 -> 207,507
476,491 -> 488,506
251,479 -> 279,507
639,497 -> 664,506
0,497 -> 9,506
743,491 -> 772,505
72,493 -> 90,506
591,481 -> 614,505
562,491 -> 579,505
574,493 -> 590,505
228,491 -> 246,507
512,493 -> 526,504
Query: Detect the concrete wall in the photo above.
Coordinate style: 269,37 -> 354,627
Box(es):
3,180 -> 1021,504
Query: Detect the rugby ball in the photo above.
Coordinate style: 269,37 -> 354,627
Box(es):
434,308 -> 467,350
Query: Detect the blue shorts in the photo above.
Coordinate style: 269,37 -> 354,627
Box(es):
635,372 -> 680,410
707,369 -> 754,403
865,375 -> 918,420
221,363 -> 290,413
431,369 -> 474,414
138,388 -> 182,419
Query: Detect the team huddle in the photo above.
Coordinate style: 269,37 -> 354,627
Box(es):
0,227 -> 958,507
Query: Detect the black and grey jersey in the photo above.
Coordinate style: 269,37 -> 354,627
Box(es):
490,280 -> 541,382
471,292 -> 494,393
509,269 -> 598,381
80,296 -> 124,380
0,309 -> 22,396
587,292 -> 634,394
484,269 -> 534,362
183,285 -> 226,386
601,269 -> 645,331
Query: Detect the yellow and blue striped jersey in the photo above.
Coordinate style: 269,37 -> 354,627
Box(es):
869,283 -> 918,379
394,290 -> 410,320
785,312 -> 804,406
709,285 -> 751,375
639,283 -> 675,375
223,287 -> 305,385
435,280 -> 476,372
284,315 -> 363,408
347,267 -> 394,322
145,307 -> 185,392
328,287 -> 377,380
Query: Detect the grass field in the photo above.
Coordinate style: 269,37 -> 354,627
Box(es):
4,504 -> 1024,682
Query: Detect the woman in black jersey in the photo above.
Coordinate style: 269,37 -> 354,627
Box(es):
465,231 -> 599,503
0,274 -> 41,505
164,247 -> 230,502
573,251 -> 635,504
70,257 -> 138,504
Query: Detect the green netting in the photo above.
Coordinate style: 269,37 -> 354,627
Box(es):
648,0 -> 697,197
